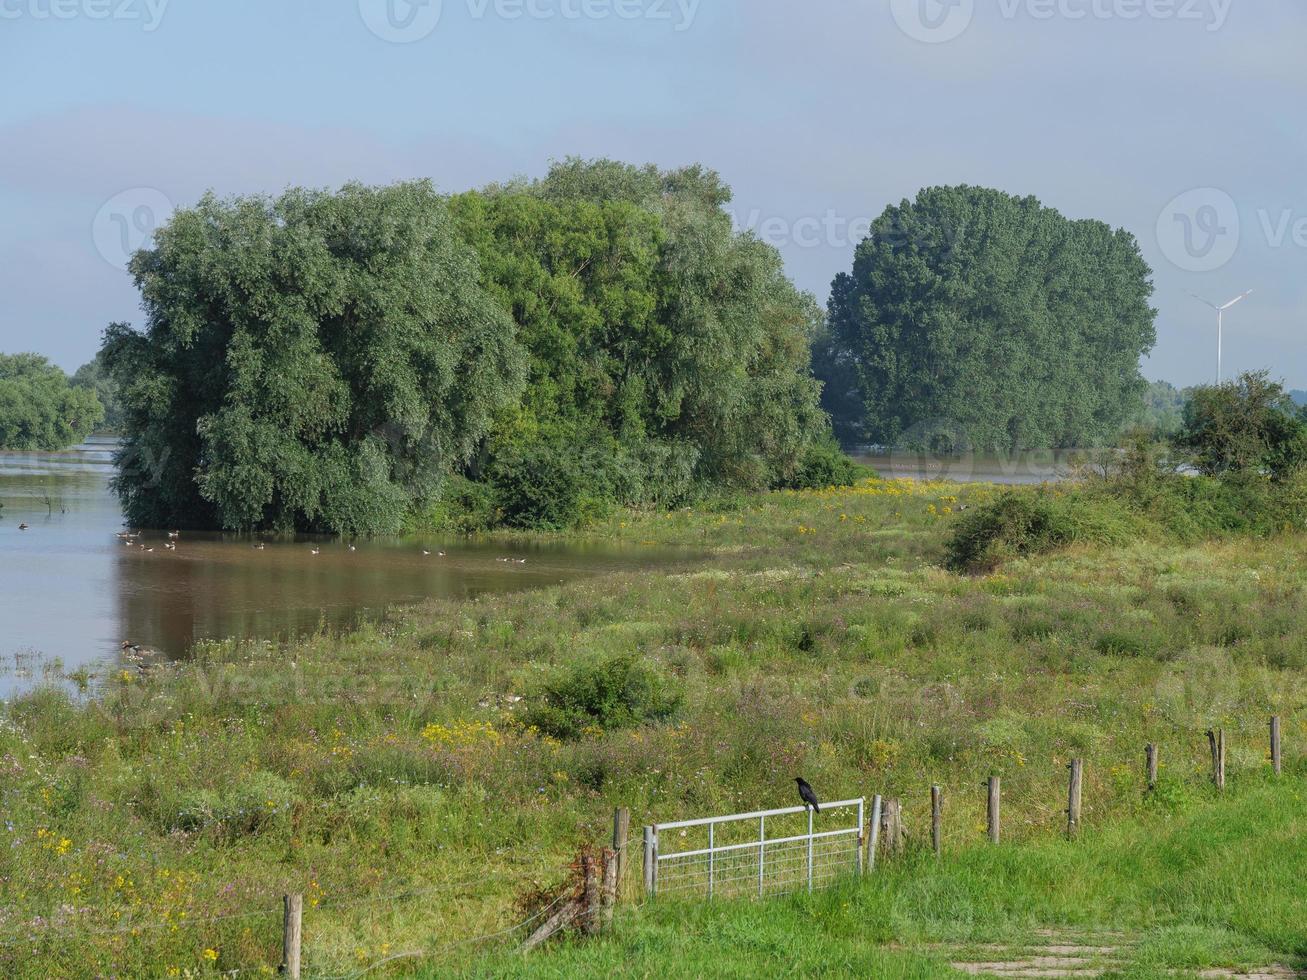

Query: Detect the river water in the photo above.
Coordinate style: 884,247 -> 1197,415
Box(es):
0,438 -> 687,692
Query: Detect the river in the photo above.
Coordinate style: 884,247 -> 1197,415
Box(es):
0,438 -> 687,693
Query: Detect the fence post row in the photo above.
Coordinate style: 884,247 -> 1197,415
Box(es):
1146,743 -> 1159,792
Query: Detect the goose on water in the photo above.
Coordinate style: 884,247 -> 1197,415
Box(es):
17,523 -> 28,531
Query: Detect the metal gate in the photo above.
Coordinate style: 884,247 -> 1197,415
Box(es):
643,798 -> 864,899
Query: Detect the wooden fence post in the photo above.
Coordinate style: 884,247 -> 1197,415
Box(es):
580,852 -> 599,936
1146,743 -> 1159,793
931,786 -> 943,857
600,848 -> 618,929
1207,729 -> 1226,791
987,777 -> 1001,844
1067,759 -> 1084,838
1270,717 -> 1282,777
881,799 -> 903,858
613,808 -> 630,885
281,894 -> 302,980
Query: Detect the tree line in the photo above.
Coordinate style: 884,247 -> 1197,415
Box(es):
23,163 -> 1285,533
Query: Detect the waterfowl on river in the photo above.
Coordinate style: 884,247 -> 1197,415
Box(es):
17,523 -> 28,530
167,530 -> 180,539
310,547 -> 321,555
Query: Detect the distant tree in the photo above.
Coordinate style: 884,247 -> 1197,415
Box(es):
822,186 -> 1157,451
1177,371 -> 1307,481
72,351 -> 123,431
102,182 -> 525,533
0,353 -> 103,450
1133,380 -> 1189,438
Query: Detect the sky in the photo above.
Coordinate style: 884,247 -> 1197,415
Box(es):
1,0 -> 1303,388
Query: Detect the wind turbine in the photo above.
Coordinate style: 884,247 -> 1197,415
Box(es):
1191,290 -> 1254,384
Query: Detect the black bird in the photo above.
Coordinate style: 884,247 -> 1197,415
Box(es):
795,777 -> 821,813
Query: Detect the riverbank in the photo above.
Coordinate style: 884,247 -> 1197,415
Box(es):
1,477 -> 1304,976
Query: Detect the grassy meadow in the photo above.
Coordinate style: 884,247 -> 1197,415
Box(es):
2,476 -> 1305,977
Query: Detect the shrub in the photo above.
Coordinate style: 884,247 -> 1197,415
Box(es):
777,436 -> 864,490
1178,371 -> 1307,480
520,655 -> 682,739
944,489 -> 1139,573
490,441 -> 589,530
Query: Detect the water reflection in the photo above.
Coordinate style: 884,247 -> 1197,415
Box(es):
850,446 -> 1084,485
1,438 -> 689,692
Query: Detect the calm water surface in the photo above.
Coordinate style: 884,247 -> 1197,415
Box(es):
0,438 -> 688,691
850,447 -> 1083,484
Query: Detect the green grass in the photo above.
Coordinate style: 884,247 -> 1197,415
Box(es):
1,476 -> 1305,977
461,776 -> 1307,978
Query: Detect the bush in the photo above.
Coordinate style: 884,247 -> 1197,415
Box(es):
490,441 -> 589,530
945,489 -> 1139,574
520,655 -> 683,740
777,436 -> 864,490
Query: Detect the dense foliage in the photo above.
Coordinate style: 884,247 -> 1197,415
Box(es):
102,182 -> 525,533
1177,371 -> 1307,480
446,160 -> 831,526
822,186 -> 1157,451
71,351 -> 124,431
0,352 -> 103,450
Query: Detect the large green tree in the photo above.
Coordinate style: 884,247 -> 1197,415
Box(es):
449,159 -> 829,514
0,353 -> 103,450
102,182 -> 524,533
822,186 -> 1157,451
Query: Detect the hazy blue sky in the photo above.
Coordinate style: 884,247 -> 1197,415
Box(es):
1,0 -> 1303,387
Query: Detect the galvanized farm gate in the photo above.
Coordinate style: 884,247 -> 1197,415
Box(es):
643,798 -> 865,899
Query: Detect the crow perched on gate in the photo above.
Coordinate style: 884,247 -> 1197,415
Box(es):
795,777 -> 820,812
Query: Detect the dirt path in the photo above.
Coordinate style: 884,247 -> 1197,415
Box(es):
941,932 -> 1303,978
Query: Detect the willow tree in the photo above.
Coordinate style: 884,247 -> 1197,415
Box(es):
451,159 -> 829,517
103,182 -> 524,533
822,186 -> 1157,451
